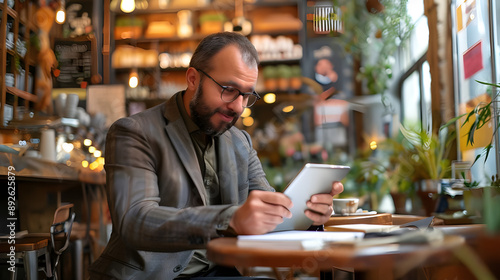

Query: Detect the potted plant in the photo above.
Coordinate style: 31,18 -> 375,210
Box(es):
396,123 -> 456,216
445,81 -> 500,232
341,155 -> 386,211
341,136 -> 414,212
375,137 -> 417,214
445,81 -> 499,165
332,0 -> 413,96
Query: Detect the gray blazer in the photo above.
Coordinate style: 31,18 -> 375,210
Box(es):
89,92 -> 274,279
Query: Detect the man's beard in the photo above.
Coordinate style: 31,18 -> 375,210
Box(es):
189,84 -> 239,137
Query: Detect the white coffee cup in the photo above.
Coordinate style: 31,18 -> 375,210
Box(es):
332,198 -> 359,215
40,128 -> 56,162
55,93 -> 67,117
63,93 -> 79,118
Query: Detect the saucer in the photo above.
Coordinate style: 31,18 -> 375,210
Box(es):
331,210 -> 377,217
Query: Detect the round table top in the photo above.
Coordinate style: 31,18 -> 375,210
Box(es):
207,233 -> 465,272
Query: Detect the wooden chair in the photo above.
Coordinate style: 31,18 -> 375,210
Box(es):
48,203 -> 76,280
0,203 -> 75,280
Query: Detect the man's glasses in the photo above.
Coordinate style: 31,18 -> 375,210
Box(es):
196,68 -> 261,108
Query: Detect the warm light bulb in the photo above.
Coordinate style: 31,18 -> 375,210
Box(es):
89,161 -> 99,170
241,108 -> 251,118
282,105 -> 294,113
89,146 -> 96,154
82,160 -> 89,168
56,9 -> 66,24
120,0 -> 135,13
129,71 -> 139,88
83,139 -> 92,146
56,0 -> 66,24
370,141 -> 378,150
62,142 -> 74,153
242,117 -> 254,127
97,157 -> 105,165
263,93 -> 276,104
93,150 -> 102,158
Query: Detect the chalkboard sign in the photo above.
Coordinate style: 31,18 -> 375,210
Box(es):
54,36 -> 93,88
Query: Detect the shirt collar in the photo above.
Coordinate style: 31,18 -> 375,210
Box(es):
177,91 -> 213,146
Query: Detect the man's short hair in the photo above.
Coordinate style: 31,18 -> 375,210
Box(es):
189,32 -> 259,72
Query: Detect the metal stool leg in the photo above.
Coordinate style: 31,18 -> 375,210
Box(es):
23,250 -> 38,280
44,247 -> 53,279
74,239 -> 83,280
9,265 -> 17,280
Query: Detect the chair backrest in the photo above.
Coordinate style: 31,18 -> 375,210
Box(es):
50,203 -> 75,255
53,203 -> 74,224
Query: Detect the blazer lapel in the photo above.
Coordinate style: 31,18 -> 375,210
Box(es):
162,94 -> 207,205
216,134 -> 239,204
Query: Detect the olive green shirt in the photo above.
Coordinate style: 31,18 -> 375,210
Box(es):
176,92 -> 220,276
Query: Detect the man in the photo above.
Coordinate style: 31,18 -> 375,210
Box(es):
89,32 -> 343,279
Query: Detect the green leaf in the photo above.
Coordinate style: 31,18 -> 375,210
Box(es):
475,80 -> 500,88
472,154 -> 482,166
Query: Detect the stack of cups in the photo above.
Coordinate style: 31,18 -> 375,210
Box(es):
55,93 -> 79,118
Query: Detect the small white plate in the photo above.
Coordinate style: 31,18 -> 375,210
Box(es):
331,210 -> 377,217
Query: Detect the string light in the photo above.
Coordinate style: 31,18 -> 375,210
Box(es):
263,93 -> 276,104
83,139 -> 92,146
89,161 -> 100,170
62,142 -> 74,153
241,108 -> 251,118
242,117 -> 254,127
93,150 -> 102,158
97,157 -> 105,165
282,105 -> 294,113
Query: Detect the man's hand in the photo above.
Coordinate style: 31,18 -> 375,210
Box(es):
229,190 -> 293,235
305,181 -> 344,226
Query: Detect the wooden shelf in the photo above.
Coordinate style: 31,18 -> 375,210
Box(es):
1,0 -> 39,126
6,87 -> 38,103
109,1 -> 304,112
113,5 -> 229,16
6,48 -> 16,56
115,34 -> 206,44
6,6 -> 17,18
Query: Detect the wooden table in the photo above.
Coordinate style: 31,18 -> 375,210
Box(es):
326,213 -> 445,227
207,234 -> 465,280
326,213 -> 393,226
0,153 -> 106,280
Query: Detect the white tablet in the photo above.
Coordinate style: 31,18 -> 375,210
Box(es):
272,163 -> 351,232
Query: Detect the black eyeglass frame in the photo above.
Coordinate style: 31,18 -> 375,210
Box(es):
196,68 -> 261,108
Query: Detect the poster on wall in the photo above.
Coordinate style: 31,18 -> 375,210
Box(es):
302,38 -> 353,100
462,40 -> 483,80
53,36 -> 93,88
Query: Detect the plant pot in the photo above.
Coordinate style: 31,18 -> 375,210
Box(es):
484,186 -> 500,233
463,187 -> 484,217
415,179 -> 441,216
390,192 -> 410,214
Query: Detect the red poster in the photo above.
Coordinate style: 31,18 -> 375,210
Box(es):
463,41 -> 483,80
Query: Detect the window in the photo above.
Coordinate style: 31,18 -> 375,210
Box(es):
398,1 -> 430,130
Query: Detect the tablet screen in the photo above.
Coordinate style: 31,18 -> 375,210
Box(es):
272,163 -> 350,232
